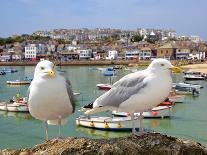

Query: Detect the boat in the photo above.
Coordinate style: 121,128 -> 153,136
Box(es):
175,88 -> 199,96
0,101 -> 28,112
6,80 -> 31,85
168,94 -> 185,103
73,92 -> 81,96
113,65 -> 123,69
0,71 -> 6,75
0,68 -> 18,73
96,84 -> 112,90
183,74 -> 205,80
76,116 -> 141,131
173,82 -> 202,89
6,77 -> 33,85
96,68 -> 115,90
0,95 -> 29,112
112,106 -> 172,118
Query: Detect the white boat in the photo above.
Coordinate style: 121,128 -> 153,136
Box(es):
73,92 -> 81,96
112,106 -> 172,118
183,74 -> 205,80
76,116 -> 141,131
175,89 -> 196,95
6,80 -> 31,85
0,102 -> 29,112
173,82 -> 202,89
168,95 -> 185,103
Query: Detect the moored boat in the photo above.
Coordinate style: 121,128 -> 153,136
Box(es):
183,74 -> 205,80
6,80 -> 31,85
0,68 -> 18,73
76,116 -> 141,131
0,102 -> 28,112
112,106 -> 172,118
0,71 -> 6,75
96,84 -> 112,90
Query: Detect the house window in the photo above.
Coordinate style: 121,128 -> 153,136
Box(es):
161,50 -> 163,54
166,50 -> 168,54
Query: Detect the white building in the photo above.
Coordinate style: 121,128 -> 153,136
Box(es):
176,48 -> 190,59
125,50 -> 140,59
24,44 -> 46,59
107,50 -> 118,60
140,47 -> 152,60
77,49 -> 92,59
189,51 -> 205,60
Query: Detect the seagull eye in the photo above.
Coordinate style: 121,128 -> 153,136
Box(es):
160,64 -> 165,67
40,67 -> 45,70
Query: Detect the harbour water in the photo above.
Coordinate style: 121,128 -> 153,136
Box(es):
0,66 -> 207,149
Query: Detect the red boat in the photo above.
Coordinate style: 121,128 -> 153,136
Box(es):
96,84 -> 112,90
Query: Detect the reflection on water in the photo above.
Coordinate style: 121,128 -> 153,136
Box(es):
76,126 -> 129,138
0,111 -> 33,121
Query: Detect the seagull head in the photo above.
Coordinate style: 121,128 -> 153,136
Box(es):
148,58 -> 182,74
34,60 -> 56,78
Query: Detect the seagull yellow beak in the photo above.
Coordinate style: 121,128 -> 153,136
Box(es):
48,70 -> 55,76
170,66 -> 182,73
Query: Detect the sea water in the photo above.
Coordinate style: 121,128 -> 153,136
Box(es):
0,66 -> 207,149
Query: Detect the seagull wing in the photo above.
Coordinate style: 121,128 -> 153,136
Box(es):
93,71 -> 148,108
65,78 -> 76,113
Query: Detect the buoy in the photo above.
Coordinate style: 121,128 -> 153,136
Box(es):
90,121 -> 94,127
104,122 -> 109,128
151,111 -> 158,116
117,122 -> 122,128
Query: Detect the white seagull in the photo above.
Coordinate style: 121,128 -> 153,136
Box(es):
85,58 -> 182,133
28,60 -> 75,140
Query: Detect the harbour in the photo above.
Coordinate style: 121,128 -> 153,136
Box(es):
0,65 -> 207,149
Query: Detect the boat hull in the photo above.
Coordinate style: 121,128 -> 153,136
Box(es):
0,102 -> 29,112
112,106 -> 172,118
76,116 -> 141,131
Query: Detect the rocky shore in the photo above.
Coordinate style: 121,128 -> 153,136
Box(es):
1,133 -> 207,155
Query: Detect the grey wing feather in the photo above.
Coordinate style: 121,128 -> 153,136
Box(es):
95,72 -> 147,108
66,78 -> 76,113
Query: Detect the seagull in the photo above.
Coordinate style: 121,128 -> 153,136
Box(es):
85,58 -> 182,133
27,60 -> 75,140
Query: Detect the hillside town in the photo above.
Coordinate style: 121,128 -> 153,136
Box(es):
0,28 -> 206,62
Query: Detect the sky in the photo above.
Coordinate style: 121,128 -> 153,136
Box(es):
0,0 -> 207,40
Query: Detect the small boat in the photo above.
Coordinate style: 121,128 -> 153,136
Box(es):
96,84 -> 112,90
73,92 -> 81,96
168,95 -> 185,103
76,116 -> 141,131
113,65 -> 123,69
112,106 -> 172,118
6,77 -> 32,85
0,102 -> 28,112
173,82 -> 202,89
6,80 -> 31,85
0,68 -> 18,73
0,71 -> 6,75
183,74 -> 205,80
175,88 -> 199,96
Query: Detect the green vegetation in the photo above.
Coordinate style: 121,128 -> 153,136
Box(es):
131,35 -> 144,42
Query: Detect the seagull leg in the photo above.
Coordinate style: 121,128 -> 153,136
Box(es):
131,113 -> 136,134
58,115 -> 62,138
44,121 -> 48,141
139,112 -> 144,134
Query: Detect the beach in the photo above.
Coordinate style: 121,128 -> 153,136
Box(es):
181,63 -> 207,73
